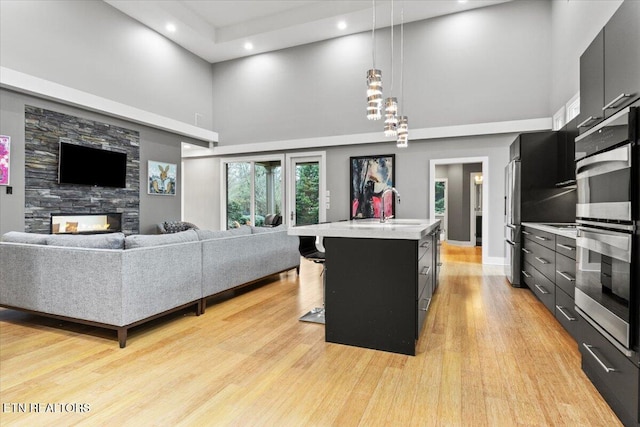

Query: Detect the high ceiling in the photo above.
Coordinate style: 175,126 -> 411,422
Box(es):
105,0 -> 509,63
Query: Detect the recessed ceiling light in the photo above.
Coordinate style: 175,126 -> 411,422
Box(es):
166,23 -> 176,33
337,21 -> 347,30
183,144 -> 191,149
244,42 -> 253,50
458,0 -> 468,3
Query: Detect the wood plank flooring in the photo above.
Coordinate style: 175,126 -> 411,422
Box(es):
0,243 -> 623,426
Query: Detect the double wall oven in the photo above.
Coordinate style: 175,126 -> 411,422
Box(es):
574,103 -> 639,356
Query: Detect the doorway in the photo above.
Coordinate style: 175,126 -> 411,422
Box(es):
285,152 -> 326,226
470,172 -> 483,247
430,157 -> 489,264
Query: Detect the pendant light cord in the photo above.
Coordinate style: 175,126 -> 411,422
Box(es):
372,0 -> 376,68
390,0 -> 394,94
400,4 -> 404,113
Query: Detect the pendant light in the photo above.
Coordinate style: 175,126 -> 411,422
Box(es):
366,0 -> 382,120
384,0 -> 398,137
396,4 -> 409,147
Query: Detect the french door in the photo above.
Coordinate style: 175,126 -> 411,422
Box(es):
286,153 -> 326,226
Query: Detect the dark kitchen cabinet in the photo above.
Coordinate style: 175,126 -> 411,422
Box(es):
578,1 -> 640,133
578,30 -> 604,132
555,118 -> 578,187
603,0 -> 640,119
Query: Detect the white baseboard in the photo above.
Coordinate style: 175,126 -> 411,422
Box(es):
484,257 -> 507,266
446,240 -> 474,247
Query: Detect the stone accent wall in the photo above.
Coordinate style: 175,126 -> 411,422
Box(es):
24,106 -> 140,234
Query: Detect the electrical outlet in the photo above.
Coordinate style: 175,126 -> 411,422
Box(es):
6,186 -> 12,195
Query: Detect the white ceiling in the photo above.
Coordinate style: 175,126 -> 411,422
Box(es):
105,0 -> 509,63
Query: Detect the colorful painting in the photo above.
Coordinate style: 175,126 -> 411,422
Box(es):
148,160 -> 176,195
350,154 -> 395,219
0,135 -> 9,185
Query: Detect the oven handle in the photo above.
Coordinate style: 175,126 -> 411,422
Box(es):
577,226 -> 632,263
575,144 -> 631,180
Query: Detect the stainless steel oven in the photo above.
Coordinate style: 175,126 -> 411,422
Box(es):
575,222 -> 633,352
574,103 -> 639,356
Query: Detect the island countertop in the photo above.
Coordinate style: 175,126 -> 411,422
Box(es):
288,218 -> 441,240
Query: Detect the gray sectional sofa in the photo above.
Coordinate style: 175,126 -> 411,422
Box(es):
0,225 -> 300,347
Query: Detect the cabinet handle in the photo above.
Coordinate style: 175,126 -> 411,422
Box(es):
534,235 -> 548,241
534,284 -> 550,295
522,248 -> 532,254
582,344 -> 616,373
556,305 -> 576,321
420,241 -> 431,249
556,270 -> 575,282
535,256 -> 549,265
557,243 -> 575,251
420,266 -> 432,276
522,231 -> 532,235
419,298 -> 431,311
521,270 -> 532,279
577,116 -> 602,128
437,262 -> 443,267
602,93 -> 632,111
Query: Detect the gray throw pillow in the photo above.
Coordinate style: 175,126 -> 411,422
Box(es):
1,231 -> 49,245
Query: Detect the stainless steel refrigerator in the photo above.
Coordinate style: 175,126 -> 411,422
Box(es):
504,160 -> 521,286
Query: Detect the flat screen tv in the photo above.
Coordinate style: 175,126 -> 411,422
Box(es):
58,142 -> 127,188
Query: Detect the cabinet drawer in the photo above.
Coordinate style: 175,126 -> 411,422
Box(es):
578,316 -> 639,426
523,241 -> 556,282
523,227 -> 556,250
418,265 -> 431,300
530,267 -> 555,313
556,235 -> 577,260
555,253 -> 576,297
418,237 -> 432,261
555,287 -> 580,342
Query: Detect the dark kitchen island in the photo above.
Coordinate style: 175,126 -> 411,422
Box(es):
289,219 -> 441,355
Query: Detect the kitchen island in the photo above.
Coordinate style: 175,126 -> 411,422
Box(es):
289,218 -> 441,355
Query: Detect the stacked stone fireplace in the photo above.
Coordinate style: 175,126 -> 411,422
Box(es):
24,106 -> 140,235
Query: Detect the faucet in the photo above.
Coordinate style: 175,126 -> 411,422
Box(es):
380,187 -> 401,223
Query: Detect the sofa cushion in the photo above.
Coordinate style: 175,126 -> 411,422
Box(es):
125,229 -> 199,249
46,232 -> 126,249
1,231 -> 49,245
195,226 -> 251,240
250,224 -> 286,234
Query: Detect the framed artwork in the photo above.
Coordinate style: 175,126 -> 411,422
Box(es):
350,154 -> 395,219
148,160 -> 176,195
0,135 -> 10,186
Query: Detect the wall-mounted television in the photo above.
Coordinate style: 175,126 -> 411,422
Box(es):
58,142 -> 127,188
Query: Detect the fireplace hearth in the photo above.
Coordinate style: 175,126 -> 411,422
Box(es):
50,213 -> 122,234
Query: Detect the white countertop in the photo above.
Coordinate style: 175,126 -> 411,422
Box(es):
288,218 -> 441,240
521,222 -> 577,239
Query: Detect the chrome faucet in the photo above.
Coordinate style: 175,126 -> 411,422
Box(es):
380,187 -> 401,223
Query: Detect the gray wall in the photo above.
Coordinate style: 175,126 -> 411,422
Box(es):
0,0 -> 214,130
211,0 -> 552,145
0,89 -> 198,235
436,163 -> 483,242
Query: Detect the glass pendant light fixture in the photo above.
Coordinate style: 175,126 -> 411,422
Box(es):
366,0 -> 382,120
384,0 -> 398,136
396,4 -> 409,147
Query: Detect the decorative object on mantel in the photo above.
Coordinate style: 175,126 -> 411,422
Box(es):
366,0 -> 382,120
350,154 -> 395,220
0,135 -> 10,185
148,160 -> 176,195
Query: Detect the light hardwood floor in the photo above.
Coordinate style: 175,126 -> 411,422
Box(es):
0,243 -> 623,426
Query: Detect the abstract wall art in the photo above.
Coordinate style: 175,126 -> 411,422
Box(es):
350,154 -> 395,219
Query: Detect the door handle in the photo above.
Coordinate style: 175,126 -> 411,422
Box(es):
534,235 -> 548,241
556,270 -> 575,282
556,305 -> 576,321
557,243 -> 575,251
521,270 -> 532,279
522,248 -> 532,254
577,116 -> 601,128
602,93 -> 632,110
534,284 -> 550,295
535,256 -> 549,264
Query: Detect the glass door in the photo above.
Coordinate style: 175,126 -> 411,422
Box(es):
224,156 -> 283,229
287,153 -> 326,226
435,178 -> 447,241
